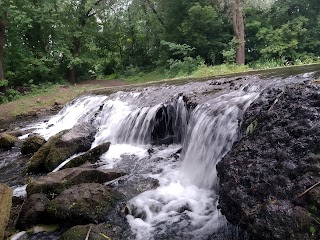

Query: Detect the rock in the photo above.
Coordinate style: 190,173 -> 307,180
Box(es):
16,194 -> 50,230
44,124 -> 96,172
62,223 -> 130,240
62,142 -> 110,169
27,131 -> 66,173
26,168 -> 126,198
0,183 -> 12,240
46,183 -> 124,225
217,84 -> 320,239
0,133 -> 17,150
21,135 -> 46,155
27,123 -> 96,173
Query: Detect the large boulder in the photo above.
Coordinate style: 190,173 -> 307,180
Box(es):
62,142 -> 110,169
21,135 -> 46,155
26,168 -> 126,198
16,194 -> 50,230
0,183 -> 12,240
27,123 -> 96,173
46,183 -> 124,225
0,133 -> 17,151
217,84 -> 320,239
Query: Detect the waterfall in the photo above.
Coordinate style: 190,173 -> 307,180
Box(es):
180,91 -> 259,189
21,87 -> 259,239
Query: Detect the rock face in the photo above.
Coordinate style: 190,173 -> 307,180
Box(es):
16,194 -> 50,229
46,183 -> 124,225
0,133 -> 17,150
0,184 -> 12,240
62,142 -> 111,169
21,135 -> 46,155
27,123 -> 95,173
26,168 -> 126,198
217,84 -> 320,239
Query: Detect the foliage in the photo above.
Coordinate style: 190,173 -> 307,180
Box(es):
166,56 -> 204,78
0,0 -> 318,88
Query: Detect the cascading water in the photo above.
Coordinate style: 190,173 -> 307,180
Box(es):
18,86 -> 259,239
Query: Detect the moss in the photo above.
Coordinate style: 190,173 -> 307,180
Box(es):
0,133 -> 17,150
0,184 -> 13,240
27,131 -> 66,173
63,142 -> 110,169
62,225 -> 91,240
21,135 -> 46,155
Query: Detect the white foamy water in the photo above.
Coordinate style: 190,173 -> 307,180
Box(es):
18,88 -> 259,239
180,91 -> 259,189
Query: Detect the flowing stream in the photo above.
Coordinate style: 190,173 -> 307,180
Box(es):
1,66 -> 319,239
15,84 -> 259,239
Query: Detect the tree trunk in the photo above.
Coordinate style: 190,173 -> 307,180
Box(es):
68,67 -> 76,84
0,19 -> 5,80
231,0 -> 245,65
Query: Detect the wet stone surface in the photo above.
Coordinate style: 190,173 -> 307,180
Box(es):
218,83 -> 320,239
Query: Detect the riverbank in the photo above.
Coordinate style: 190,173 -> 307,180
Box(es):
1,64 -> 320,128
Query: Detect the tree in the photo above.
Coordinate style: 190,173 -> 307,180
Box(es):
0,0 -> 9,80
59,0 -> 116,84
212,0 -> 275,64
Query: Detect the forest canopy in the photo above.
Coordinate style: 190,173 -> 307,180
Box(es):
0,0 -> 319,88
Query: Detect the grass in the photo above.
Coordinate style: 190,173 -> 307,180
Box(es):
0,83 -> 101,122
121,64 -> 250,83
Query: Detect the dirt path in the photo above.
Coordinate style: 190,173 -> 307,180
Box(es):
0,80 -> 128,126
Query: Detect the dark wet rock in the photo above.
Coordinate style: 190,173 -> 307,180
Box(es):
17,194 -> 50,230
62,142 -> 110,169
21,135 -> 46,155
218,84 -> 320,239
62,223 -> 130,240
27,123 -> 96,173
0,133 -> 18,150
4,196 -> 25,238
46,183 -> 124,225
26,168 -> 125,198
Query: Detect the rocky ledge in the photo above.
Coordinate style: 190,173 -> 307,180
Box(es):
218,83 -> 320,239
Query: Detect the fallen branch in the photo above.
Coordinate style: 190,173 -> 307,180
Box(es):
85,225 -> 92,240
298,181 -> 320,198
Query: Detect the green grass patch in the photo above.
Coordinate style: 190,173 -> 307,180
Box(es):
191,64 -> 249,78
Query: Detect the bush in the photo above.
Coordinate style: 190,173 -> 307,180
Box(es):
166,56 -> 204,78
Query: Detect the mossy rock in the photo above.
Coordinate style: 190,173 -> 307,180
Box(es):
27,131 -> 66,173
62,142 -> 110,169
46,183 -> 124,225
21,135 -> 46,155
0,183 -> 13,240
27,123 -> 95,173
0,133 -> 18,150
26,168 -> 126,198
